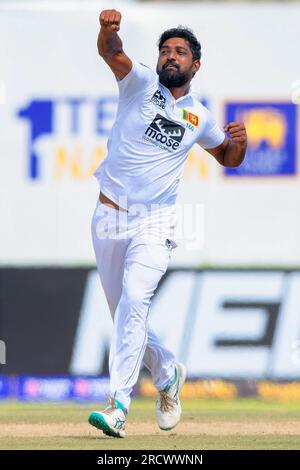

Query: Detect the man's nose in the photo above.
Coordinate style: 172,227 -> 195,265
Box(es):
166,50 -> 177,60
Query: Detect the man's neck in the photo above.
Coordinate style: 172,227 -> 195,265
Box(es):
168,82 -> 191,100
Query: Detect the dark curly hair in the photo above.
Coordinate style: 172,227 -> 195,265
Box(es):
158,26 -> 201,61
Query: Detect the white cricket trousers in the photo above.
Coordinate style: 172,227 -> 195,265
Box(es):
91,199 -> 177,411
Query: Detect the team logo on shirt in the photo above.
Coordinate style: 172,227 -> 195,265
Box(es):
182,109 -> 200,127
151,90 -> 166,109
143,114 -> 185,151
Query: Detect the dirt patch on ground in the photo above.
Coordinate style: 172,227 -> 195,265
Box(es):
1,421 -> 300,438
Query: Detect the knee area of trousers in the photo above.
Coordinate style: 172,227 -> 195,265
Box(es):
122,285 -> 147,308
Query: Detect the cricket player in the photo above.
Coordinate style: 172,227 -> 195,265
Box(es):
88,9 -> 247,438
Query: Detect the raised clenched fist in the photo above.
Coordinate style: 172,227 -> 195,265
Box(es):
224,121 -> 247,150
99,9 -> 122,32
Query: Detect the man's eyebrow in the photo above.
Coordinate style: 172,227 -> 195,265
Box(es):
160,45 -> 188,50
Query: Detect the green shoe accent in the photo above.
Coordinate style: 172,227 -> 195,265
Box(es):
115,399 -> 127,414
162,365 -> 178,393
88,412 -> 122,438
159,425 -> 177,431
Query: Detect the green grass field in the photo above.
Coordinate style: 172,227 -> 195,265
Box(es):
0,398 -> 300,450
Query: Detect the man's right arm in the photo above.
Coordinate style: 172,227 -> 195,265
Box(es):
97,9 -> 132,80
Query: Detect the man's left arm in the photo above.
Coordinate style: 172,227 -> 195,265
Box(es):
207,121 -> 247,168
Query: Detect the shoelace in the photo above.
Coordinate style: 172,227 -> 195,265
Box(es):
158,391 -> 176,412
103,396 -> 117,415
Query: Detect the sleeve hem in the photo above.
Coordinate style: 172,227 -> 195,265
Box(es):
201,131 -> 226,150
116,60 -> 136,88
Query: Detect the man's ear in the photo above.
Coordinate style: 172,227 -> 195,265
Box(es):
193,60 -> 201,74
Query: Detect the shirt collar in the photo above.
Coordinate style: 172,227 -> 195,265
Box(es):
159,81 -> 193,104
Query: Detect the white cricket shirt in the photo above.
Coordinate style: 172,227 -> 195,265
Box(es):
94,61 -> 225,210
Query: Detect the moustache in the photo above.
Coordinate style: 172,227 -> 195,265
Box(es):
163,62 -> 180,70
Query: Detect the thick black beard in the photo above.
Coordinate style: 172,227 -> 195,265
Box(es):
157,68 -> 190,88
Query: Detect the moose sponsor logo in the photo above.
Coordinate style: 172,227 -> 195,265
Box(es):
151,90 -> 166,110
143,114 -> 185,151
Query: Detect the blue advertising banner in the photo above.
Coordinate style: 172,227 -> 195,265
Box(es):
224,102 -> 298,176
0,376 -> 9,399
18,376 -> 110,402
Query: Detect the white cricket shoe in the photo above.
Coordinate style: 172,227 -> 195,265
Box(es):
88,397 -> 126,438
156,362 -> 187,431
